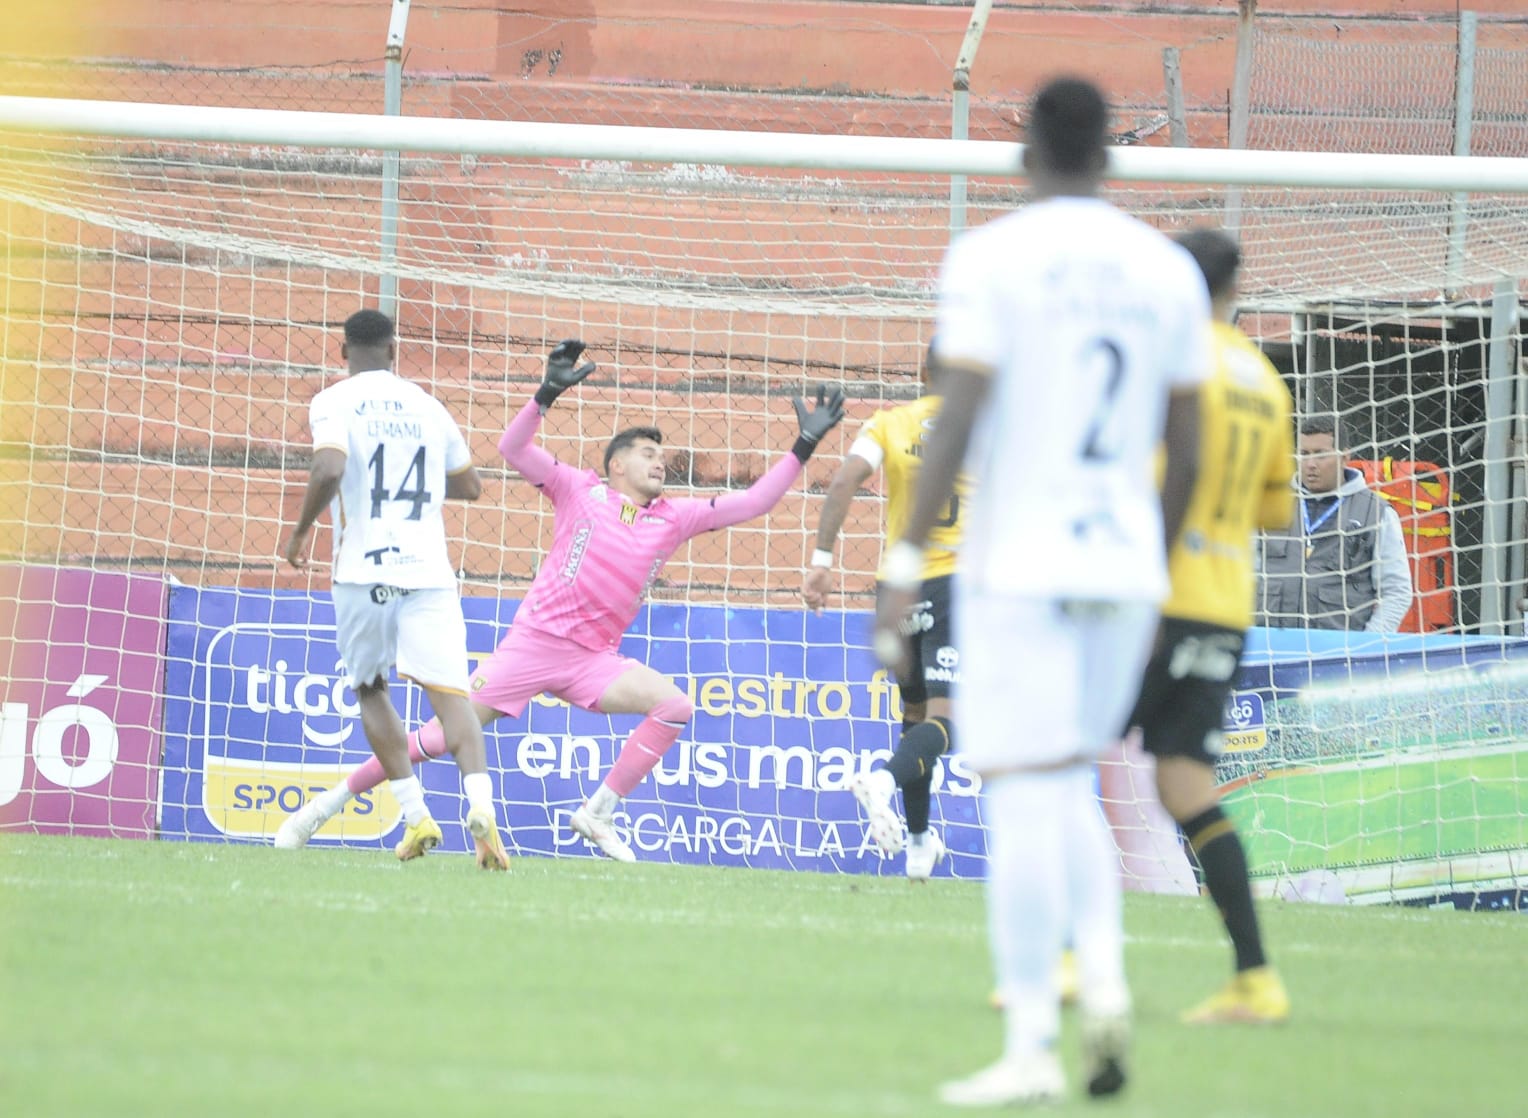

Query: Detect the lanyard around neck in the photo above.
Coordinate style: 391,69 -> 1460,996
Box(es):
1301,495 -> 1341,539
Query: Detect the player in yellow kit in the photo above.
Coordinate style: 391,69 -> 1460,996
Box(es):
1127,228 -> 1295,1024
804,342 -> 968,880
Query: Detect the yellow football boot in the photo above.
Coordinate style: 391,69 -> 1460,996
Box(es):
394,815 -> 443,862
1180,966 -> 1290,1025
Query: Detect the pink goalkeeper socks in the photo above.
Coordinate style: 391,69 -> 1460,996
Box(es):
345,720 -> 450,794
605,715 -> 686,797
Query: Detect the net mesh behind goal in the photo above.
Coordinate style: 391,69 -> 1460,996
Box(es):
2,118 -> 1526,902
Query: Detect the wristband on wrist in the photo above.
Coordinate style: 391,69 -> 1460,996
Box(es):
810,548 -> 834,569
881,541 -> 924,592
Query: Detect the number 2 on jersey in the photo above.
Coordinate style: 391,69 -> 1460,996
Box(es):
1080,338 -> 1126,461
368,444 -> 432,520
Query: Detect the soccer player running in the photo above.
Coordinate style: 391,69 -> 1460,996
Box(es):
803,340 -> 967,880
1129,227 -> 1294,1024
280,339 -> 846,863
873,78 -> 1208,1107
280,309 -> 510,870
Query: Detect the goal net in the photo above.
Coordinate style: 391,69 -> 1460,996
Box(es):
2,97 -> 1526,906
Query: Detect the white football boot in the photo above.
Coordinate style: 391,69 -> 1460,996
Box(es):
938,1050 -> 1065,1108
849,769 -> 905,857
569,804 -> 637,863
904,828 -> 947,882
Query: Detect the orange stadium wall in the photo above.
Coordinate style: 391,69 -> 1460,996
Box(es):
10,1 -> 1523,597
25,1 -> 1527,103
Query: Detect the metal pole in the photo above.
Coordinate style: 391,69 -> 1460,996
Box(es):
1224,0 -> 1258,235
1446,12 -> 1478,299
1510,335 -> 1528,632
949,0 -> 993,240
1303,310 -> 1323,416
1480,277 -> 1518,634
379,0 -> 411,318
1163,47 -> 1188,148
1291,311 -> 1308,413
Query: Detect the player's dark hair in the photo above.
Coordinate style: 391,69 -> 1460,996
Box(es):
1174,227 -> 1242,300
343,309 -> 395,348
1027,77 -> 1110,176
1299,416 -> 1339,445
604,425 -> 663,473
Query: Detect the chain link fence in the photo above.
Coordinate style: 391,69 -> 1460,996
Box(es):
2,3 -> 1525,623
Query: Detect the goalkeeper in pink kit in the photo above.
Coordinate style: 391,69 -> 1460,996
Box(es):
278,340 -> 846,862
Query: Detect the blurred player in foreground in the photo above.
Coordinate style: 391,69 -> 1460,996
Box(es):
874,78 -> 1208,1106
281,309 -> 507,870
280,340 -> 845,863
1126,227 -> 1294,1024
803,340 -> 967,880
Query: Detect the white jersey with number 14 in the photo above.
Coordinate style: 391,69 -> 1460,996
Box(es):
935,196 -> 1212,601
308,367 -> 473,589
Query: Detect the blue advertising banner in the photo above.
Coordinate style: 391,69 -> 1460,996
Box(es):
161,585 -> 986,877
161,584 -> 1528,900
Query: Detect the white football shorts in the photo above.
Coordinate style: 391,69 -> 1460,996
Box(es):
331,583 -> 471,694
954,592 -> 1158,772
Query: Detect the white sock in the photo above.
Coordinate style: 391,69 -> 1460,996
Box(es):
909,830 -> 927,848
1062,768 -> 1131,1018
389,776 -> 428,827
587,783 -> 620,818
462,772 -> 494,819
984,772 -> 1068,1059
313,782 -> 353,821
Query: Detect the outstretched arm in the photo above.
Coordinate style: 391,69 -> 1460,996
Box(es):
498,400 -> 559,487
803,453 -> 875,613
693,453 -> 804,532
498,339 -> 599,488
685,387 -> 847,535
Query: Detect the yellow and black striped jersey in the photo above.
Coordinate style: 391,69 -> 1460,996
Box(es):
1164,321 -> 1295,629
851,395 -> 970,581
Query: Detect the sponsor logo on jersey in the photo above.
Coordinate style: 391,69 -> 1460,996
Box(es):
935,645 -> 959,669
562,521 -> 592,581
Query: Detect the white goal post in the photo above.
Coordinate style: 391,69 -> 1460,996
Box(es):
5,96 -> 1528,191
1,94 -> 1526,907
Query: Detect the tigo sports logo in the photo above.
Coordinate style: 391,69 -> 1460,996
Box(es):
198,622 -> 412,839
202,757 -> 402,842
1221,690 -> 1267,754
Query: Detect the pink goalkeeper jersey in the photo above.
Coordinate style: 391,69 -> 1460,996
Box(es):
498,400 -> 803,651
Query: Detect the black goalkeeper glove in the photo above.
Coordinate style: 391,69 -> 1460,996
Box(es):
790,385 -> 847,462
534,339 -> 597,410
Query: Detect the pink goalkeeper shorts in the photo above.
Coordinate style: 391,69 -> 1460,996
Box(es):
467,623 -> 640,718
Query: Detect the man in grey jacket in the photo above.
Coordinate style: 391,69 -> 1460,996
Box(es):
1258,416 -> 1413,632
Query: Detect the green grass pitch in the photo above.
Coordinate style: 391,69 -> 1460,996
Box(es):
1,834 -> 1521,1117
1225,748 -> 1528,875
